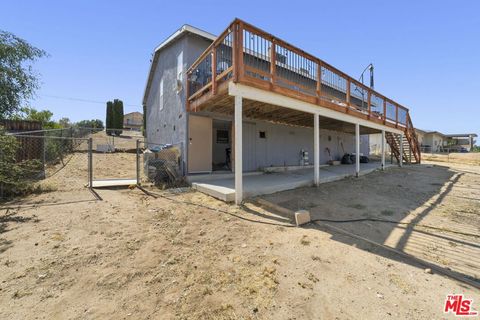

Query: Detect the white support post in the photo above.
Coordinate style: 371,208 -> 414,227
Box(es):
399,133 -> 404,167
234,95 -> 243,204
355,123 -> 360,177
381,130 -> 385,171
313,113 -> 320,186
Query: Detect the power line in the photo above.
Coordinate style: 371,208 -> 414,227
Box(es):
39,94 -> 141,108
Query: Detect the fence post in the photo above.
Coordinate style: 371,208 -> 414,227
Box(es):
42,134 -> 46,178
88,138 -> 93,188
136,139 -> 140,185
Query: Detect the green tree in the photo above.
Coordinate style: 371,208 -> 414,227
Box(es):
11,106 -> 60,129
106,101 -> 113,135
76,119 -> 104,129
0,30 -> 47,118
112,99 -> 124,136
58,117 -> 71,128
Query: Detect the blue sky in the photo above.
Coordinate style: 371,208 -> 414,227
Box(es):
1,0 -> 479,135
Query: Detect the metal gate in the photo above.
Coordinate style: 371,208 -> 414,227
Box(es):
89,130 -> 141,188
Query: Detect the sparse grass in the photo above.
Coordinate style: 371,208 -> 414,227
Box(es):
300,235 -> 310,246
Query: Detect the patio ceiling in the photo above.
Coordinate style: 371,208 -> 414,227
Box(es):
196,95 -> 381,135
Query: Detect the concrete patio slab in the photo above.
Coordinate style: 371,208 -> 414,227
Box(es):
191,162 -> 395,202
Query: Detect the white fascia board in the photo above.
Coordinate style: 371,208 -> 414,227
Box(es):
154,25 -> 216,53
228,82 -> 404,135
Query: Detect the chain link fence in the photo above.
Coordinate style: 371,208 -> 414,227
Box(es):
1,129 -> 96,198
1,127 -> 186,199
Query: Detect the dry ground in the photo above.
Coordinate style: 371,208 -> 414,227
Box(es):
0,153 -> 479,319
422,152 -> 480,166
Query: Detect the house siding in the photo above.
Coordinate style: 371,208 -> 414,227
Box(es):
145,34 -> 212,145
203,113 -> 369,169
250,119 -> 367,167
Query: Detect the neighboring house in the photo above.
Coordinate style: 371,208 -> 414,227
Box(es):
143,19 -> 421,203
123,112 -> 143,131
445,133 -> 477,152
414,129 -> 477,153
415,129 -> 446,153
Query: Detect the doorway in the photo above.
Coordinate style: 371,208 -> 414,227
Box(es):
188,115 -> 212,173
212,119 -> 232,171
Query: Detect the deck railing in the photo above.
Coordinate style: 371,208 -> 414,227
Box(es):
187,19 -> 412,130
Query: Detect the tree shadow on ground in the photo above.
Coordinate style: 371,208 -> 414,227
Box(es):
253,164 -> 480,288
0,209 -> 39,254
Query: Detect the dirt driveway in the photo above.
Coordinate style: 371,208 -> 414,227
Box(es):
0,160 -> 479,319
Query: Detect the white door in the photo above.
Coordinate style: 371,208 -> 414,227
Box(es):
243,122 -> 257,172
188,115 -> 212,173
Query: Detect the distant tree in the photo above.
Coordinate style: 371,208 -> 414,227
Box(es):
76,119 -> 104,129
106,101 -> 113,135
10,106 -> 60,129
105,99 -> 124,136
92,119 -> 104,129
0,30 -> 47,118
58,117 -> 71,128
112,99 -> 124,136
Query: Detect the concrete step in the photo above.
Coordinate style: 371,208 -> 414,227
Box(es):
187,171 -> 262,183
191,182 -> 235,202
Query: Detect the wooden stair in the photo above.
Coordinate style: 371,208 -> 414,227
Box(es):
386,114 -> 421,164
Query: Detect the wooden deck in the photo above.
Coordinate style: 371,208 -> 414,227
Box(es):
186,18 -> 421,164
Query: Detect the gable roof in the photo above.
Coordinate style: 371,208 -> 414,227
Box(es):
415,128 -> 446,137
124,111 -> 143,117
142,25 -> 216,105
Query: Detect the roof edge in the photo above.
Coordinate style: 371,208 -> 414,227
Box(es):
154,24 -> 216,53
142,24 -> 217,106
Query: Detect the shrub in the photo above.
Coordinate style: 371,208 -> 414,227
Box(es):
0,128 -> 43,199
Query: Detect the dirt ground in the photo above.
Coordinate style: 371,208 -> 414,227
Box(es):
422,152 -> 480,166
0,155 -> 479,319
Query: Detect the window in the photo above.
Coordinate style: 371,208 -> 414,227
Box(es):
159,78 -> 164,111
216,130 -> 229,143
259,131 -> 266,139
